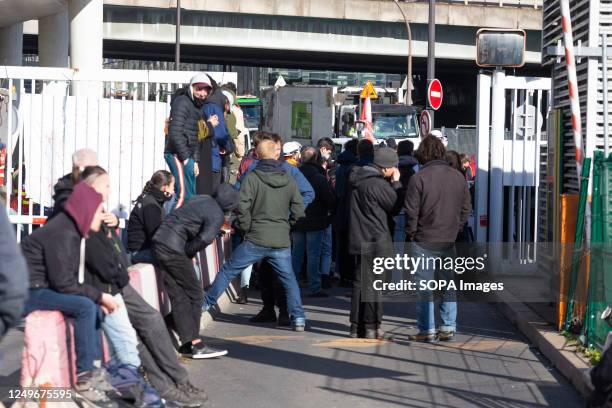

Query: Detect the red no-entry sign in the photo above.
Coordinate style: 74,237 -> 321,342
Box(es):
427,79 -> 443,111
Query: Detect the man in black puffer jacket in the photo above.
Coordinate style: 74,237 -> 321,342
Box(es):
153,183 -> 239,360
292,147 -> 336,297
165,73 -> 219,209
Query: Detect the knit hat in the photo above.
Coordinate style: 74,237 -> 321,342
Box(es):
373,147 -> 399,168
63,182 -> 103,238
213,183 -> 239,212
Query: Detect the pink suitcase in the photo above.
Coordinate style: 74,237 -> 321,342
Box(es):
128,263 -> 161,312
20,311 -> 76,388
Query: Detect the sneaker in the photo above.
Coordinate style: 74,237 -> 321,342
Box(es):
437,330 -> 455,342
236,287 -> 248,304
74,371 -> 119,408
160,386 -> 202,408
277,310 -> 291,327
249,308 -> 277,323
179,342 -> 228,359
292,317 -> 306,332
177,381 -> 208,404
307,291 -> 329,298
408,332 -> 437,343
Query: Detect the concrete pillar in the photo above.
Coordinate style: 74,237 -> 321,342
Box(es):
69,0 -> 103,95
39,9 -> 69,67
0,23 -> 23,66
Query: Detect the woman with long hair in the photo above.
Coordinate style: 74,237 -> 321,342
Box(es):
127,171 -> 175,264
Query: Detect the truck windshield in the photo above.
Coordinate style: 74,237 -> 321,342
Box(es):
372,114 -> 418,139
242,105 -> 261,129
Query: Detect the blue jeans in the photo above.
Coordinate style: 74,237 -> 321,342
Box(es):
204,241 -> 305,321
101,294 -> 141,367
320,225 -> 332,277
165,153 -> 196,210
292,230 -> 325,294
232,233 -> 253,289
130,248 -> 155,264
24,288 -> 101,374
414,243 -> 457,334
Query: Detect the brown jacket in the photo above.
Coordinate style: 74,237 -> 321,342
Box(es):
404,160 -> 471,243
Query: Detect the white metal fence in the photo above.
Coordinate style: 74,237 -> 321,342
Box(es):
0,66 -> 237,241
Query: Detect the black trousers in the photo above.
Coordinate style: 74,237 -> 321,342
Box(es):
122,285 -> 189,395
336,227 -> 354,282
350,255 -> 383,330
154,244 -> 203,345
259,260 -> 288,313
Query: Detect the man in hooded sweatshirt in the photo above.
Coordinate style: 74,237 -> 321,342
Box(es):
21,183 -> 118,407
153,184 -> 239,359
165,73 -> 219,208
203,140 -> 307,331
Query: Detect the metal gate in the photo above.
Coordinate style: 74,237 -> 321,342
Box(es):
0,66 -> 237,241
475,72 -> 551,263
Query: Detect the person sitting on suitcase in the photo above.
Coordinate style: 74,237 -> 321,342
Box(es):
202,140 -> 307,332
21,182 -> 118,408
152,183 -> 239,359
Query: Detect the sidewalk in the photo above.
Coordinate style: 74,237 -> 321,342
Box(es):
191,286 -> 584,408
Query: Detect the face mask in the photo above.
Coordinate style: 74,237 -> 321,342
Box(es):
321,151 -> 331,160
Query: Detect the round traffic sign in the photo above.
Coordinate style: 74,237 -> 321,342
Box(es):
420,110 -> 432,137
427,79 -> 443,111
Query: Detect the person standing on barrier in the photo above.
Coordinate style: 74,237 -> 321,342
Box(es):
202,140 -> 307,331
153,184 -> 239,359
404,135 -> 471,343
165,74 -> 219,209
348,147 -> 402,340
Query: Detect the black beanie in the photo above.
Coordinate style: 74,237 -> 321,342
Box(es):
213,183 -> 239,212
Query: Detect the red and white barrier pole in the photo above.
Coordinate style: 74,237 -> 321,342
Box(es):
560,0 -> 584,175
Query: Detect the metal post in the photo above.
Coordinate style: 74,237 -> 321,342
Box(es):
489,68 -> 506,243
475,73 -> 491,242
393,0 -> 412,105
603,34 -> 609,156
427,0 -> 436,125
175,0 -> 181,70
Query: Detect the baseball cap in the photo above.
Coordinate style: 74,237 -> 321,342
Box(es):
283,141 -> 302,156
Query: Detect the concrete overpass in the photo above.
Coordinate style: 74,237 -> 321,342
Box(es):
1,0 -> 544,73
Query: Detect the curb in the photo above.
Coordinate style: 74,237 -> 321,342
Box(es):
495,290 -> 593,398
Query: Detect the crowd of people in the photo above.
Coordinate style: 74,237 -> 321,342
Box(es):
0,74 -> 476,408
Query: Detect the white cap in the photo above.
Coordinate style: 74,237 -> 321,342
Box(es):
430,130 -> 448,147
283,141 -> 302,156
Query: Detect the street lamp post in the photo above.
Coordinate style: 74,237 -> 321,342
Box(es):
393,0 -> 412,106
427,0 -> 436,124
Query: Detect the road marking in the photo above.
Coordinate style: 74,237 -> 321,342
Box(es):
222,335 -> 301,344
313,339 -> 391,348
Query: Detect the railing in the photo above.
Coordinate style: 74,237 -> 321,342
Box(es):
0,66 -> 237,241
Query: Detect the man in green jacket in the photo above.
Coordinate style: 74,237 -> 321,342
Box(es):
203,140 -> 307,331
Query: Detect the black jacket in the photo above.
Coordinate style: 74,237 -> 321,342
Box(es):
51,173 -> 73,218
397,154 -> 418,205
348,165 -> 402,255
0,209 -> 28,338
165,87 -> 204,162
404,160 -> 471,243
21,212 -> 102,303
153,195 -> 225,258
85,226 -> 130,296
334,150 -> 358,231
294,162 -> 335,231
127,188 -> 168,252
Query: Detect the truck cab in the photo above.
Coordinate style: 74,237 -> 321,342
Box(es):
237,96 -> 262,133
